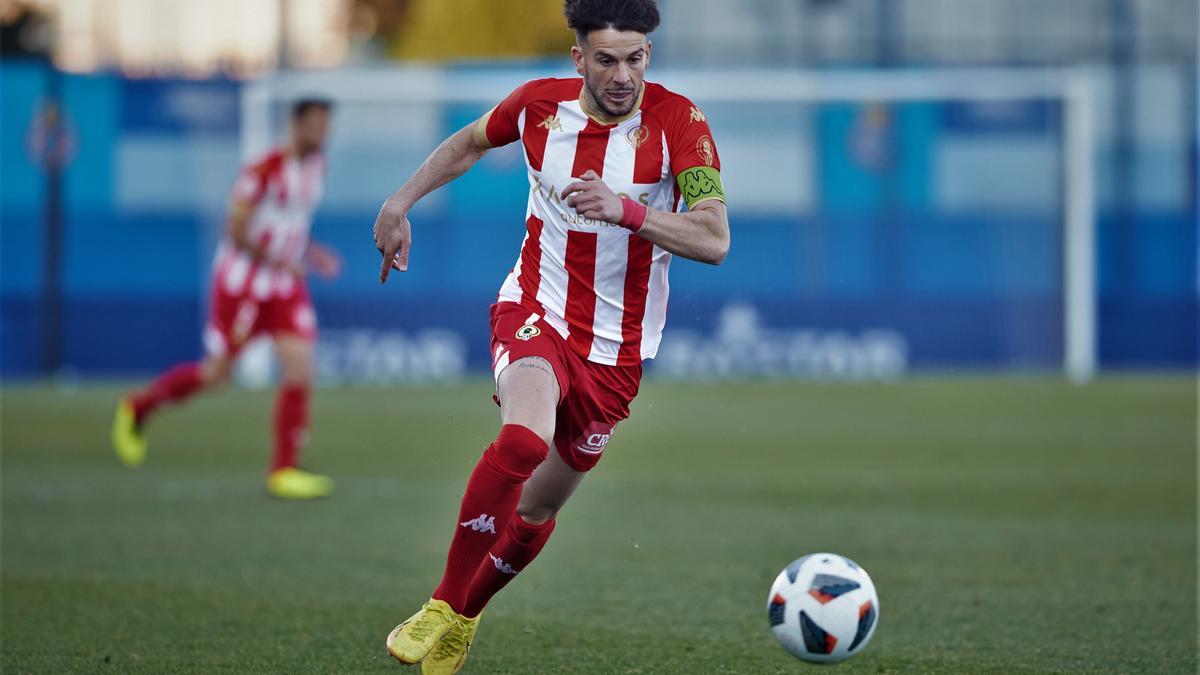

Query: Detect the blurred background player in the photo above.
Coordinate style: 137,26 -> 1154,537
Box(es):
375,1 -> 730,671
110,98 -> 342,500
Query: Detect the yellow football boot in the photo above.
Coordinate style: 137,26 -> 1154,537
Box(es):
386,599 -> 465,665
266,467 -> 333,500
422,612 -> 480,674
111,399 -> 147,467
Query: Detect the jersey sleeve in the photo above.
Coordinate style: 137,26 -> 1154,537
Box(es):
482,81 -> 535,148
230,157 -> 272,207
663,98 -> 726,208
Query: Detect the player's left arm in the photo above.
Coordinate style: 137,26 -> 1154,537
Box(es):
562,170 -> 729,265
304,158 -> 341,280
304,241 -> 342,279
636,191 -> 728,265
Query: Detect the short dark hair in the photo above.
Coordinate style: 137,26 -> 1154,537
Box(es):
291,97 -> 332,120
564,0 -> 660,38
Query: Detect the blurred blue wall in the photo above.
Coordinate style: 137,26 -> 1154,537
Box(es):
0,61 -> 1194,378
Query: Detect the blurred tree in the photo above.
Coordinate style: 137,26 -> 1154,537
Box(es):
381,0 -> 574,61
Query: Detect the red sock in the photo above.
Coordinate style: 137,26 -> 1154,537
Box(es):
271,383 -> 309,471
432,425 -> 548,613
462,515 -> 556,617
130,362 -> 205,425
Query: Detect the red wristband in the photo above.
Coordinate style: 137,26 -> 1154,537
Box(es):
619,198 -> 647,233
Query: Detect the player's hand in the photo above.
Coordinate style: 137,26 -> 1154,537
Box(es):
306,242 -> 342,280
373,195 -> 412,283
271,259 -> 305,278
563,170 -> 623,224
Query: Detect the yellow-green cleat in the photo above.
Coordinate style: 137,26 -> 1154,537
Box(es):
266,467 -> 333,500
422,612 -> 480,674
386,599 -> 466,665
111,399 -> 147,467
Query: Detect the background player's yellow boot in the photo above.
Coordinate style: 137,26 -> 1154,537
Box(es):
386,599 -> 461,665
422,612 -> 480,675
266,467 -> 333,499
111,399 -> 147,467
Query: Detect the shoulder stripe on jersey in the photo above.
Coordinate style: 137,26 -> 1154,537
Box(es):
617,236 -> 655,365
518,215 -> 545,308
571,119 -> 610,178
522,100 -> 558,172
563,231 -> 599,358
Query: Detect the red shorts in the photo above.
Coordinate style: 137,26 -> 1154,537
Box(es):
204,282 -> 317,358
489,302 -> 642,473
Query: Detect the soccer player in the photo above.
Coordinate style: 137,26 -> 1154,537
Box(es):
374,0 -> 728,671
111,99 -> 341,500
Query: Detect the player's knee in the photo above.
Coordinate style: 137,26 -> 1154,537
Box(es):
515,502 -> 559,525
483,424 -> 549,481
520,421 -> 554,449
279,364 -> 312,386
276,345 -> 313,385
201,356 -> 232,385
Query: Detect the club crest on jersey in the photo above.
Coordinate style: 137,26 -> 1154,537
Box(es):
538,115 -> 562,132
697,136 -> 715,166
626,124 -> 650,149
689,106 -> 707,123
515,324 -> 541,341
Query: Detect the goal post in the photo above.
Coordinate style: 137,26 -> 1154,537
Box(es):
242,67 -> 1097,382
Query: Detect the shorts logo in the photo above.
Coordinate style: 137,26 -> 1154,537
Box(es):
574,421 -> 615,455
515,324 -> 540,341
626,124 -> 650,149
696,135 -> 715,166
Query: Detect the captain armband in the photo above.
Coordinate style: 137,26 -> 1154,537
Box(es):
675,166 -> 726,209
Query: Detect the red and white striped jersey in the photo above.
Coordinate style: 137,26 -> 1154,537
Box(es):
485,78 -> 724,366
212,148 -> 325,300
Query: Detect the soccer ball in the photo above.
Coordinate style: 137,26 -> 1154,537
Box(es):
767,553 -> 879,663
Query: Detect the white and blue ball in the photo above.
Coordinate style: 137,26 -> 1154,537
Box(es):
767,553 -> 879,663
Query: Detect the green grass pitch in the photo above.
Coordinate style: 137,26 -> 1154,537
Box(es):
2,377 -> 1195,673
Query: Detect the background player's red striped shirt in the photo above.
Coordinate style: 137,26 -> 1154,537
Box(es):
213,148 -> 326,301
486,78 -> 723,367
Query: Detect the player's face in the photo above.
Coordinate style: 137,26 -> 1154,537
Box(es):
293,108 -> 331,155
573,29 -> 651,119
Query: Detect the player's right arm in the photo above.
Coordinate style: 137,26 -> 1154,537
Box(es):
226,201 -> 264,261
373,116 -> 494,283
226,154 -> 302,275
375,80 -> 538,283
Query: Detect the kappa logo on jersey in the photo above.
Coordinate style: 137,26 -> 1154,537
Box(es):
460,513 -> 497,534
574,421 -> 616,455
689,106 -> 707,123
538,115 -> 562,132
516,324 -> 541,341
489,553 -> 518,575
626,124 -> 650,149
697,135 -> 715,166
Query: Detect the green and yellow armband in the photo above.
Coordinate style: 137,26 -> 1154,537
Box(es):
676,166 -> 726,209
